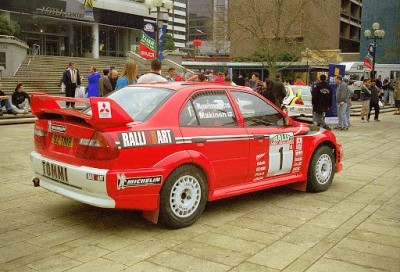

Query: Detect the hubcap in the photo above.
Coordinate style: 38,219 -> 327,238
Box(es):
315,154 -> 332,185
170,175 -> 201,218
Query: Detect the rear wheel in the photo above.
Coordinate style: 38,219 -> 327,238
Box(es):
307,146 -> 334,192
159,165 -> 207,229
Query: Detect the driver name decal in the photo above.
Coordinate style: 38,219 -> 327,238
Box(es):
118,129 -> 175,148
98,102 -> 112,118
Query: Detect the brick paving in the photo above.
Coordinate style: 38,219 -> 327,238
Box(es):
0,112 -> 399,271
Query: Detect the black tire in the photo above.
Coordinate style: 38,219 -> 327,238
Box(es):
306,146 -> 335,192
159,165 -> 207,229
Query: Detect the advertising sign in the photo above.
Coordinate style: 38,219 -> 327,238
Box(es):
139,19 -> 156,60
157,23 -> 167,60
325,64 -> 345,124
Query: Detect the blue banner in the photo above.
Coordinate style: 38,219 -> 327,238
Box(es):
326,64 -> 346,121
157,23 -> 168,60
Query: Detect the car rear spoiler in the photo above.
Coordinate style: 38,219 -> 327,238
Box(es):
31,93 -> 134,130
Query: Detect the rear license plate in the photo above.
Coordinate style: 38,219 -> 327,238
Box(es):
51,134 -> 73,147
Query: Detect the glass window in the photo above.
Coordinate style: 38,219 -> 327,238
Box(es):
83,86 -> 173,121
180,91 -> 237,127
231,91 -> 284,127
0,52 -> 5,69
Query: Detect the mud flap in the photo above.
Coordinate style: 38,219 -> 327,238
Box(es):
291,180 -> 307,192
142,208 -> 159,224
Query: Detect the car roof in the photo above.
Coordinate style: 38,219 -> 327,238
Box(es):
126,81 -> 241,92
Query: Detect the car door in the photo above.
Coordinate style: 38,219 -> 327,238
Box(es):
230,90 -> 300,182
179,89 -> 249,189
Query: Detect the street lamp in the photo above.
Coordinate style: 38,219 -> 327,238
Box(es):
144,0 -> 173,59
304,48 -> 311,85
364,22 -> 385,79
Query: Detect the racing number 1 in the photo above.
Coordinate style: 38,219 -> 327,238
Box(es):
268,133 -> 294,177
279,146 -> 283,170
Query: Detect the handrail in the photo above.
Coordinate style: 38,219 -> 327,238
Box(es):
125,51 -> 195,78
27,44 -> 40,66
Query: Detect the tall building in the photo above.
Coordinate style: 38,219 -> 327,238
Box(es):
340,0 -> 362,53
167,0 -> 188,49
187,0 -> 229,56
359,0 -> 400,64
0,0 -> 187,58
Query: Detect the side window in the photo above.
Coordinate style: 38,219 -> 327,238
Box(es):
180,91 -> 237,127
231,91 -> 284,127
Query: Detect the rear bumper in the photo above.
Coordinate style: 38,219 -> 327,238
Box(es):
30,151 -> 115,208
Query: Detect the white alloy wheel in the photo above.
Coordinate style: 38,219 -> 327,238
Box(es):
170,175 -> 201,218
315,154 -> 332,185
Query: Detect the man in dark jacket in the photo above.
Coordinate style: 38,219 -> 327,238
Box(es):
62,62 -> 81,108
360,78 -> 371,123
272,73 -> 286,107
367,79 -> 381,122
311,74 -> 332,129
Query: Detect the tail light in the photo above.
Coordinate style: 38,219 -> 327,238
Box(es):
295,99 -> 304,105
76,131 -> 119,160
34,127 -> 46,150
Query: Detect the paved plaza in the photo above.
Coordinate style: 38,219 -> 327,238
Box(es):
0,112 -> 399,272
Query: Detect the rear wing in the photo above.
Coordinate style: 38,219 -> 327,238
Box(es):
31,93 -> 134,130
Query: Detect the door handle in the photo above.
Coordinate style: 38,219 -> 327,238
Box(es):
192,138 -> 207,143
253,134 -> 265,140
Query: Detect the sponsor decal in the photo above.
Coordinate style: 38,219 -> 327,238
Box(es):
42,161 -> 68,184
257,161 -> 266,166
144,23 -> 155,32
118,129 -> 175,148
48,122 -> 67,133
295,150 -> 303,156
98,102 -> 112,118
117,174 -> 162,189
292,166 -> 301,172
270,133 -> 294,146
296,138 -> 303,150
294,157 -> 303,162
256,166 -> 266,172
254,172 -> 265,177
86,173 -> 104,182
293,162 -> 303,167
256,153 -> 266,161
198,111 -> 227,119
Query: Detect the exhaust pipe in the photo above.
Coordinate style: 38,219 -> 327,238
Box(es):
32,178 -> 40,187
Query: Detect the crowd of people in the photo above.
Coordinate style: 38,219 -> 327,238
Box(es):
2,59 -> 400,122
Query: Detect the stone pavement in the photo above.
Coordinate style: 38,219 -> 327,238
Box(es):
0,112 -> 399,272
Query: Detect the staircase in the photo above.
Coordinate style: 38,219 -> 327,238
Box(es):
0,54 -> 194,95
0,55 -> 128,94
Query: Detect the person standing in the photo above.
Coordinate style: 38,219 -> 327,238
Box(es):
137,59 -> 167,83
367,79 -> 381,122
86,67 -> 101,98
116,60 -> 138,90
360,78 -> 371,123
251,72 -> 263,94
109,69 -> 118,91
272,73 -> 287,107
235,72 -> 245,86
393,81 -> 400,115
98,69 -> 113,96
345,78 -> 354,127
382,77 -> 390,105
311,74 -> 332,130
335,75 -> 349,130
62,62 -> 81,108
293,76 -> 306,86
166,68 -> 176,82
261,79 -> 276,103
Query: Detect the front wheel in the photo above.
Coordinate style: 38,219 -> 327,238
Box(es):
307,146 -> 335,192
159,165 -> 207,229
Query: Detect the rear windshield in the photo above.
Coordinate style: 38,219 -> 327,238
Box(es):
108,86 -> 173,121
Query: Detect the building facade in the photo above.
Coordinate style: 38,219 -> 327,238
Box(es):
187,0 -> 229,56
340,0 -> 362,53
359,0 -> 400,64
0,0 -> 187,58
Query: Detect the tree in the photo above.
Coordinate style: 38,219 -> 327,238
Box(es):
163,34 -> 176,51
0,16 -> 20,36
227,0 -> 339,77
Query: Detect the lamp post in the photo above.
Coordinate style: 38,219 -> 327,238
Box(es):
144,0 -> 173,59
304,48 -> 311,85
364,22 -> 385,79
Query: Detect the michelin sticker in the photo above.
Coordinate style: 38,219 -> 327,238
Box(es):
117,174 -> 162,189
98,102 -> 112,118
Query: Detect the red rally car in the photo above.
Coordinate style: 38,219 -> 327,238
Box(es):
30,82 -> 343,228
